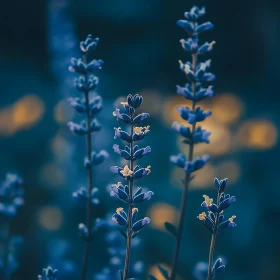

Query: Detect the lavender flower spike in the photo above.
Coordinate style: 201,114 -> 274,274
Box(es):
111,94 -> 153,279
166,5 -> 215,280
197,178 -> 237,280
68,34 -> 108,280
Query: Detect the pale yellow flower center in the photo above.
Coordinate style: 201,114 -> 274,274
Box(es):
114,182 -> 122,188
121,102 -> 128,106
120,165 -> 133,177
229,215 -> 236,223
132,208 -> 138,213
197,212 -> 207,221
179,60 -> 191,74
134,127 -> 143,135
203,195 -> 213,207
116,207 -> 124,214
145,165 -> 151,174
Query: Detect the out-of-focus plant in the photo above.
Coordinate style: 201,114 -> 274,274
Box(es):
160,5 -> 215,280
197,178 -> 236,280
0,173 -> 24,280
68,34 -> 108,280
38,267 -> 58,280
110,94 -> 153,279
94,214 -> 145,280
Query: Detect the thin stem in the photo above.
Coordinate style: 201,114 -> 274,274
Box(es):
123,122 -> 134,280
207,192 -> 221,280
170,54 -> 197,280
81,54 -> 94,280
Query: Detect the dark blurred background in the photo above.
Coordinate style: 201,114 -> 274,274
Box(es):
0,0 -> 279,279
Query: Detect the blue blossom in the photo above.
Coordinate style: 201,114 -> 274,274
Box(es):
74,75 -> 99,92
110,165 -> 151,180
38,267 -> 58,280
184,155 -> 210,174
80,35 -> 99,53
112,208 -> 151,233
211,258 -> 225,279
69,57 -> 104,73
91,150 -> 109,165
177,84 -> 214,101
68,121 -> 87,136
127,94 -> 143,108
198,178 -> 237,279
214,177 -> 228,192
133,187 -> 154,203
110,182 -> 130,203
68,97 -> 86,113
184,6 -> 206,21
113,144 -> 151,161
170,153 -> 187,168
0,173 -> 24,218
177,106 -> 212,124
72,187 -> 99,205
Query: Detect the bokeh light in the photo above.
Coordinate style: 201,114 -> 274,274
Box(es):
214,160 -> 241,184
54,99 -> 74,125
212,93 -> 243,125
237,119 -> 278,149
148,203 -> 178,230
0,94 -> 44,136
149,264 -> 170,280
38,206 -> 63,231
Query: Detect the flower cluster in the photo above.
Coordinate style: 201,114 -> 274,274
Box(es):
0,173 -> 24,280
68,34 -> 108,279
197,178 -> 237,279
111,94 -> 153,279
38,267 -> 58,280
171,5 -> 215,176
0,173 -> 24,218
163,6 -> 216,280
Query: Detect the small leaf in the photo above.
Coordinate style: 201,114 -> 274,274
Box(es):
158,264 -> 170,280
164,222 -> 177,237
149,275 -> 158,280
119,270 -> 123,280
118,228 -> 127,239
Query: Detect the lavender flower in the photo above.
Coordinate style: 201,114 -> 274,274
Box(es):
38,267 -> 58,280
68,34 -> 108,280
167,5 -> 215,280
197,178 -> 236,280
0,173 -> 24,280
111,94 -> 153,279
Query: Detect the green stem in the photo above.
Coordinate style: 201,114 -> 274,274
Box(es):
170,54 -> 197,280
123,122 -> 134,280
207,192 -> 221,280
80,54 -> 93,280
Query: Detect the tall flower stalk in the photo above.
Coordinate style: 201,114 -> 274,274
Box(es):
68,34 -> 108,280
197,178 -> 237,280
0,173 -> 24,280
110,94 -> 153,279
168,6 -> 216,279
